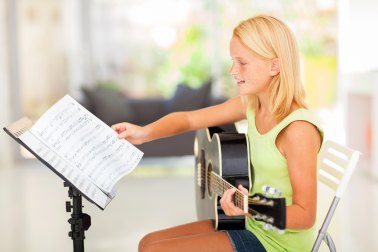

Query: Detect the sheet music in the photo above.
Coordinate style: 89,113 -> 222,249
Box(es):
19,95 -> 143,196
5,117 -> 33,137
19,131 -> 111,208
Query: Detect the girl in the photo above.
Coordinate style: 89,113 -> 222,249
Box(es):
112,14 -> 323,252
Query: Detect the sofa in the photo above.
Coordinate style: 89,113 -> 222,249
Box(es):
79,80 -> 226,157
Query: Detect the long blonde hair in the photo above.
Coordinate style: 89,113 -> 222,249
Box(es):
233,15 -> 307,121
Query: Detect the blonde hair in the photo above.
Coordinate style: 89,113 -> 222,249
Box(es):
233,15 -> 307,121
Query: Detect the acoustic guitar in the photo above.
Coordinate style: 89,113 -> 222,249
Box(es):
194,126 -> 286,231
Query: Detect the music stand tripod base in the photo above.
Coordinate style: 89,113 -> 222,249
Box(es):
64,182 -> 91,252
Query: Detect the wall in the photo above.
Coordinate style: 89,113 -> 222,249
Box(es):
0,0 -> 15,169
339,0 -> 378,176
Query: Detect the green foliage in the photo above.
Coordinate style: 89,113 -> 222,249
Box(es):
179,50 -> 211,87
174,25 -> 211,88
96,80 -> 120,91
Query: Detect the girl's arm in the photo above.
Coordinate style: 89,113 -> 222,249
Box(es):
280,120 -> 322,229
220,120 -> 322,230
112,96 -> 246,145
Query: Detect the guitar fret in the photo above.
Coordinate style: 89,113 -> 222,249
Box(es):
209,172 -> 246,211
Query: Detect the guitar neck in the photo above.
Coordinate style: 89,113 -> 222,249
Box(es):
209,172 -> 248,213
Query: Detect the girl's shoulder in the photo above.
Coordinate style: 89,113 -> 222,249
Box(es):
278,108 -> 324,143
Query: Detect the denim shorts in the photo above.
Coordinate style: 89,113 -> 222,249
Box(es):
226,229 -> 266,252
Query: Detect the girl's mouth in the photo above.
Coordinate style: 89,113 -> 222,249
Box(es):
237,80 -> 245,86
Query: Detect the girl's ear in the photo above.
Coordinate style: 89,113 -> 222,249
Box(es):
270,58 -> 280,76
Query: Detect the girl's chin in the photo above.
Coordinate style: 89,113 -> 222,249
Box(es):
237,86 -> 253,96
237,89 -> 250,96
237,84 -> 266,96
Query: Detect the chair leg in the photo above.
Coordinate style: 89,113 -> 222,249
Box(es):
311,197 -> 340,252
312,232 -> 325,252
325,232 -> 336,252
311,232 -> 337,252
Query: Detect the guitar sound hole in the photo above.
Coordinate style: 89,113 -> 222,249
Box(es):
207,163 -> 213,198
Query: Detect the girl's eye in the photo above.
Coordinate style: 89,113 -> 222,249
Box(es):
231,58 -> 247,66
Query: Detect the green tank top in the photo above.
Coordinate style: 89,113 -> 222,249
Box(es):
245,108 -> 323,252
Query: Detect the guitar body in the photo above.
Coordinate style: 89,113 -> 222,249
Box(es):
194,126 -> 251,230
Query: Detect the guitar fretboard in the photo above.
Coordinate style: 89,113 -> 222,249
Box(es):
208,171 -> 248,212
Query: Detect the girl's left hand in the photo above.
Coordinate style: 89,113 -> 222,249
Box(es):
220,184 -> 249,217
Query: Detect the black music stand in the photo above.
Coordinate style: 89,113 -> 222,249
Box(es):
64,182 -> 91,252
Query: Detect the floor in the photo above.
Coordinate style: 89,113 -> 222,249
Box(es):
0,155 -> 377,252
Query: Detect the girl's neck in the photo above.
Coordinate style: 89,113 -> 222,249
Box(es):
256,94 -> 271,117
256,96 -> 300,123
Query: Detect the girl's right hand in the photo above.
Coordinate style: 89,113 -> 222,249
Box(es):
111,122 -> 149,145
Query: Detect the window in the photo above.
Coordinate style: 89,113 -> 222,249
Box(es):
10,0 -> 337,119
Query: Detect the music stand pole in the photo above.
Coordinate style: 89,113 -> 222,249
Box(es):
64,182 -> 91,252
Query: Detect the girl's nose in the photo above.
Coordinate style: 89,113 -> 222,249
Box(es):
229,64 -> 239,75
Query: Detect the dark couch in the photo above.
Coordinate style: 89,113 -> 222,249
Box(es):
80,80 -> 226,157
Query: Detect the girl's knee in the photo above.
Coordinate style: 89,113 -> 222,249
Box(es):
138,239 -> 163,252
138,232 -> 157,252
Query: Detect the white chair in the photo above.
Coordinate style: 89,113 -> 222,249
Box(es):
311,140 -> 360,252
312,140 -> 361,252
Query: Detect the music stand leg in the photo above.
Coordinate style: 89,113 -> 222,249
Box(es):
64,182 -> 91,252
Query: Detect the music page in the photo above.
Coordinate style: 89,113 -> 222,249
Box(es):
19,131 -> 111,208
19,95 -> 143,197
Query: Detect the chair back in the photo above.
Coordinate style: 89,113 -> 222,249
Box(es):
312,140 -> 361,252
317,140 -> 360,198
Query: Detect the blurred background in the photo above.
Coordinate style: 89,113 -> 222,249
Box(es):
0,0 -> 377,251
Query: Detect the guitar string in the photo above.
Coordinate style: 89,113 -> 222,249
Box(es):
208,173 -> 247,209
203,170 -> 278,213
208,177 -> 274,223
204,173 -> 277,226
207,173 -> 274,208
207,172 -> 270,204
198,161 -> 278,225
209,180 -> 244,208
247,207 -> 271,222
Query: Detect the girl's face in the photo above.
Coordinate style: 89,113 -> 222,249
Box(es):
229,35 -> 275,96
